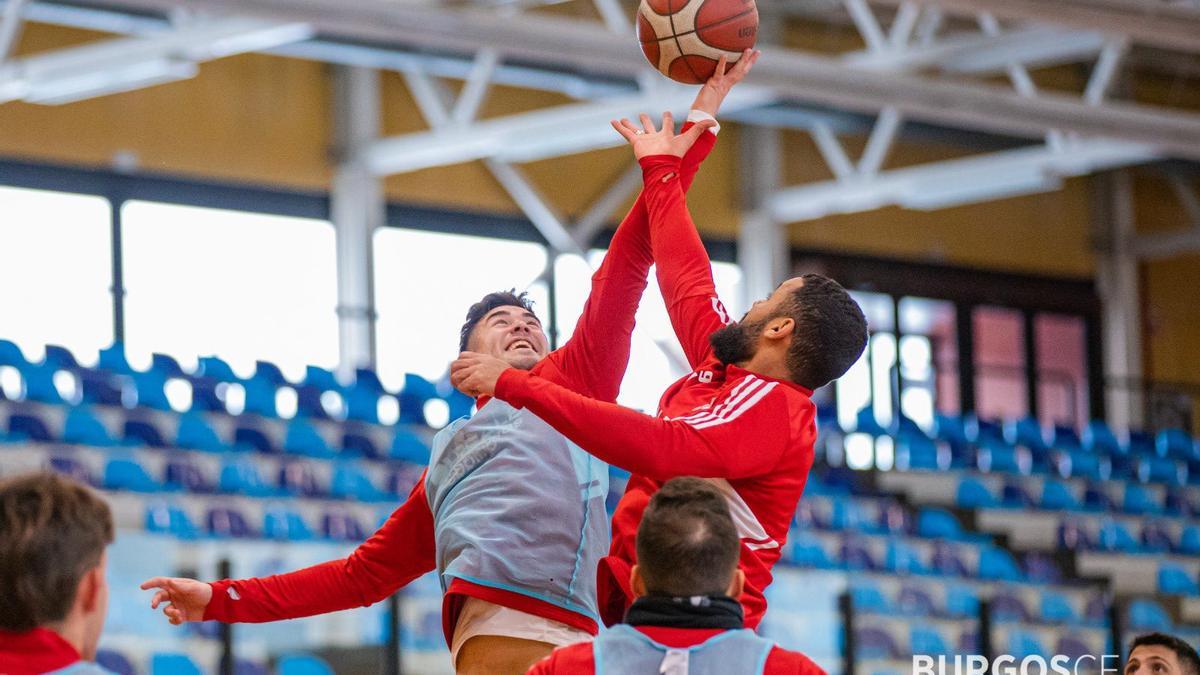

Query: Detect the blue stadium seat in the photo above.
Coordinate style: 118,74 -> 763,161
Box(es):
123,417 -> 167,448
0,339 -> 28,367
1040,590 -> 1078,624
196,356 -> 238,382
303,365 -> 341,393
390,427 -> 431,464
150,353 -> 185,378
1124,484 -> 1163,515
917,508 -> 967,540
234,425 -> 276,454
909,624 -> 950,656
977,545 -> 1023,582
50,455 -> 94,485
176,413 -> 226,453
1007,417 -> 1048,453
220,459 -> 275,497
1159,563 -> 1200,596
445,388 -> 475,422
787,530 -> 835,568
188,378 -> 225,412
399,373 -> 438,425
896,584 -> 936,617
295,384 -> 331,420
242,377 -> 278,418
1060,448 -> 1103,481
332,464 -> 390,502
63,407 -> 116,447
322,511 -> 367,541
23,364 -> 66,404
1056,635 -> 1094,661
989,592 -> 1029,622
208,507 -> 255,538
1129,430 -> 1157,457
279,462 -> 323,497
839,538 -> 877,571
145,503 -> 199,539
1097,520 -> 1141,553
978,437 -> 1025,475
1127,598 -> 1172,632
96,649 -> 137,675
131,371 -> 171,411
79,370 -> 124,407
105,458 -> 160,493
341,431 -> 381,460
1141,521 -> 1175,553
254,360 -> 287,385
264,507 -> 314,541
151,653 -> 202,675
1159,429 -> 1196,462
1052,425 -> 1083,452
1040,479 -> 1081,511
999,481 -> 1035,509
854,626 -> 899,660
831,496 -> 874,532
165,459 -> 211,493
1058,519 -> 1095,550
277,654 -> 334,675
345,385 -> 381,424
1139,456 -> 1182,485
8,410 -> 54,442
354,368 -> 386,394
98,343 -> 135,376
235,659 -> 270,675
897,434 -> 942,471
1023,552 -> 1063,585
1006,629 -> 1047,659
1083,421 -> 1121,456
876,500 -> 910,535
850,580 -> 891,614
944,585 -> 979,617
854,407 -> 887,437
885,538 -> 929,575
1082,483 -> 1116,512
388,463 -> 425,498
1180,526 -> 1200,556
930,542 -> 970,577
284,420 -> 336,458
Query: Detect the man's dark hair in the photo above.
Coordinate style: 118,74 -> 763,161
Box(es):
0,472 -> 114,631
1129,633 -> 1200,675
784,274 -> 868,390
458,289 -> 538,353
636,477 -> 739,597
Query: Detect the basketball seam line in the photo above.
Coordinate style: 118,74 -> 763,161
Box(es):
665,0 -> 703,83
641,7 -> 758,50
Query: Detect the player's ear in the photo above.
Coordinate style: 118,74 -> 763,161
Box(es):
630,565 -> 648,599
78,564 -> 102,613
765,317 -> 795,341
726,569 -> 745,598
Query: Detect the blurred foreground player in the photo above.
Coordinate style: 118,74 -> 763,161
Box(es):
1125,633 -> 1200,675
139,59 -> 756,675
0,473 -> 116,675
527,477 -> 825,674
453,110 -> 868,629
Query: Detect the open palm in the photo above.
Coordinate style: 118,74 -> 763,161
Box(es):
611,112 -> 716,159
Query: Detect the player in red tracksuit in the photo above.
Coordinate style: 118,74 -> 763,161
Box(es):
139,58 -> 759,675
452,112 -> 870,631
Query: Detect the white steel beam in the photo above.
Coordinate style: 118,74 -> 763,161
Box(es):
0,0 -> 27,62
570,162 -> 644,247
843,25 -> 1108,75
1095,170 -> 1144,433
869,0 -> 1200,54
0,16 -> 311,104
48,0 -> 1200,159
768,139 -> 1158,222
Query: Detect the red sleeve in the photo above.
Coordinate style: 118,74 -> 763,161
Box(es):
495,369 -> 796,481
524,642 -> 595,674
541,125 -> 716,401
641,154 -> 734,370
765,647 -> 828,675
204,472 -> 436,623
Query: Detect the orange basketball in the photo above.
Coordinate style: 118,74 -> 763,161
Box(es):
637,0 -> 759,84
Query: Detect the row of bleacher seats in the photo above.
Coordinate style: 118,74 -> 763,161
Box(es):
97,649 -> 332,675
0,339 -> 472,428
854,619 -> 1106,664
823,407 -> 1200,486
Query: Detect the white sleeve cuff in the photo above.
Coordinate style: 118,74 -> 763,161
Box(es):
688,110 -> 720,136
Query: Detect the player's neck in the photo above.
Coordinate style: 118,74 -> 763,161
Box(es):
41,619 -> 85,659
737,353 -> 792,383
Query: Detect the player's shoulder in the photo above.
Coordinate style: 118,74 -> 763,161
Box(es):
527,640 -> 595,674
765,645 -> 828,675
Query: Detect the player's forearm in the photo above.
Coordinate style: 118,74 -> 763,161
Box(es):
205,560 -> 375,623
641,155 -> 719,297
495,369 -> 731,480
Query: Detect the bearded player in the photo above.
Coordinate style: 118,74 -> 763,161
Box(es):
139,55 -> 756,675
452,110 -> 868,631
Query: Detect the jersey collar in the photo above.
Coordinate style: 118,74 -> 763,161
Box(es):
0,627 -> 81,674
724,364 -> 813,397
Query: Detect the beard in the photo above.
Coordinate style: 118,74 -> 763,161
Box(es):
709,317 -> 767,366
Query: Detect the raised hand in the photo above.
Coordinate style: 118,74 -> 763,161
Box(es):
610,112 -> 717,159
450,351 -> 514,398
140,576 -> 213,625
692,48 -> 761,117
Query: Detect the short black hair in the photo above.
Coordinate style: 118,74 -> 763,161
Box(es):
458,289 -> 538,353
0,472 -> 114,631
784,274 -> 868,390
1129,633 -> 1200,675
636,477 -> 739,597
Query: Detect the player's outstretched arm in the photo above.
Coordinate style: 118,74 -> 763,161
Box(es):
140,476 -> 437,624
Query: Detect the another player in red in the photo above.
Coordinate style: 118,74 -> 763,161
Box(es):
453,111 -> 869,630
139,58 -> 757,675
527,477 -> 826,675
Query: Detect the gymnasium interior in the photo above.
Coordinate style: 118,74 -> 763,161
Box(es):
1,0 -> 1199,673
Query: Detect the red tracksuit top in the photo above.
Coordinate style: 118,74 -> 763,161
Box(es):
202,128 -> 719,644
494,154 -> 818,630
525,626 -> 826,675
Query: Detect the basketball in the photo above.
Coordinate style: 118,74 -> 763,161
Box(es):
637,0 -> 759,84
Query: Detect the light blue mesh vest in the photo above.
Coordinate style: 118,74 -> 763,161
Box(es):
594,624 -> 774,675
49,664 -> 117,675
425,398 -> 609,621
